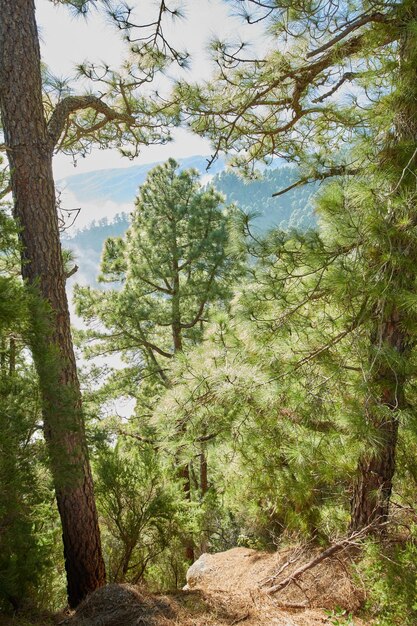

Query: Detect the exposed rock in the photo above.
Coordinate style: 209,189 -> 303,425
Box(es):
186,553 -> 215,589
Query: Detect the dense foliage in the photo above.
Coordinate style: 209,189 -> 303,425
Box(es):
2,0 -> 417,623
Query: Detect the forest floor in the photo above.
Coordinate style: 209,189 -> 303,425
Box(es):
3,545 -> 373,625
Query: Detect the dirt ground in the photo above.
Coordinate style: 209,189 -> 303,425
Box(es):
63,545 -> 372,626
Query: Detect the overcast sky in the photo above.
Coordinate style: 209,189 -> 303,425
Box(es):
36,0 -> 266,180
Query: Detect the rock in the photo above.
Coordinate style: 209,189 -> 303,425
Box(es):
186,553 -> 215,588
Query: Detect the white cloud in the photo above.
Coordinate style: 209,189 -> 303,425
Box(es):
57,187 -> 132,230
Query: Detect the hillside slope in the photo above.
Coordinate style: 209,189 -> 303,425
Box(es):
61,158 -> 317,285
64,546 -> 369,626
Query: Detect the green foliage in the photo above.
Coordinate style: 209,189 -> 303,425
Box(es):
359,535 -> 417,625
0,206 -> 66,612
324,608 -> 356,626
0,370 -> 65,613
74,158 -> 241,408
0,374 -> 45,611
0,284 -> 64,611
94,441 -> 190,588
4,0 -> 417,620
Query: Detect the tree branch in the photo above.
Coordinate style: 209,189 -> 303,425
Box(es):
266,519 -> 385,595
306,12 -> 389,59
47,95 -> 135,149
272,166 -> 360,197
0,182 -> 11,200
65,265 -> 79,280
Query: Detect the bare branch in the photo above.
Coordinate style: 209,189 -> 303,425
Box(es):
272,166 -> 360,197
0,183 -> 11,200
65,265 -> 79,280
266,519 -> 386,595
47,95 -> 135,149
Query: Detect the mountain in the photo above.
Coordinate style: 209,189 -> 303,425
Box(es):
58,155 -> 226,205
61,156 -> 317,285
213,167 -> 316,232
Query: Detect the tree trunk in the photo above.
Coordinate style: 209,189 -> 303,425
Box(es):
200,447 -> 208,497
179,462 -> 195,562
350,311 -> 405,530
9,335 -> 16,377
171,254 -> 195,562
0,0 -> 106,607
350,4 -> 417,531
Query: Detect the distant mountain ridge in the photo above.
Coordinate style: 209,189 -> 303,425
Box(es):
58,155 -> 226,205
61,155 -> 317,285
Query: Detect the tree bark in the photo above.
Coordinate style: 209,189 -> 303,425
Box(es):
171,246 -> 195,562
0,0 -> 106,607
200,448 -> 208,497
350,311 -> 405,530
350,4 -> 417,531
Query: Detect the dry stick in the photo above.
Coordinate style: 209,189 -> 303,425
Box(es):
272,601 -> 309,609
259,546 -> 305,587
266,521 -> 381,595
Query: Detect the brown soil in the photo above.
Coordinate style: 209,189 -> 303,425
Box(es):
63,545 -> 372,626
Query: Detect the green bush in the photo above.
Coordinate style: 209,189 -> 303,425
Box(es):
359,533 -> 417,625
94,441 -> 189,588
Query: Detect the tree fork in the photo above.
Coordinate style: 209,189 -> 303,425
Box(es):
0,0 -> 106,606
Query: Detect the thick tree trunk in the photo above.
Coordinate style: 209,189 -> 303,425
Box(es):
0,0 -> 106,607
350,311 -> 405,531
350,4 -> 417,531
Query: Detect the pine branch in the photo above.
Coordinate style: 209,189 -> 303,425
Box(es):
47,95 -> 135,149
306,12 -> 389,58
272,166 -> 360,197
202,18 -> 398,168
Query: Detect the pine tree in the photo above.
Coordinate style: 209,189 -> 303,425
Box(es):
75,159 -> 240,561
178,0 -> 417,531
0,0 -> 181,607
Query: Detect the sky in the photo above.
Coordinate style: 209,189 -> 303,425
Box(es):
31,1 -> 269,414
36,0 -> 266,180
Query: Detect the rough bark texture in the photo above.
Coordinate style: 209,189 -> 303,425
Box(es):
0,0 -> 106,607
350,312 -> 405,530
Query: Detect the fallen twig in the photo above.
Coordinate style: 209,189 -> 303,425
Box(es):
259,546 -> 305,588
265,521 -> 382,595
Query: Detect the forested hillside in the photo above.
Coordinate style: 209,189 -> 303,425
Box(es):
1,1 -> 417,626
63,163 -> 316,283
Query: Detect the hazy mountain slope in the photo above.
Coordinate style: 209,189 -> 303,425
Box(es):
59,155 -> 226,204
213,166 -> 316,232
62,157 -> 317,285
